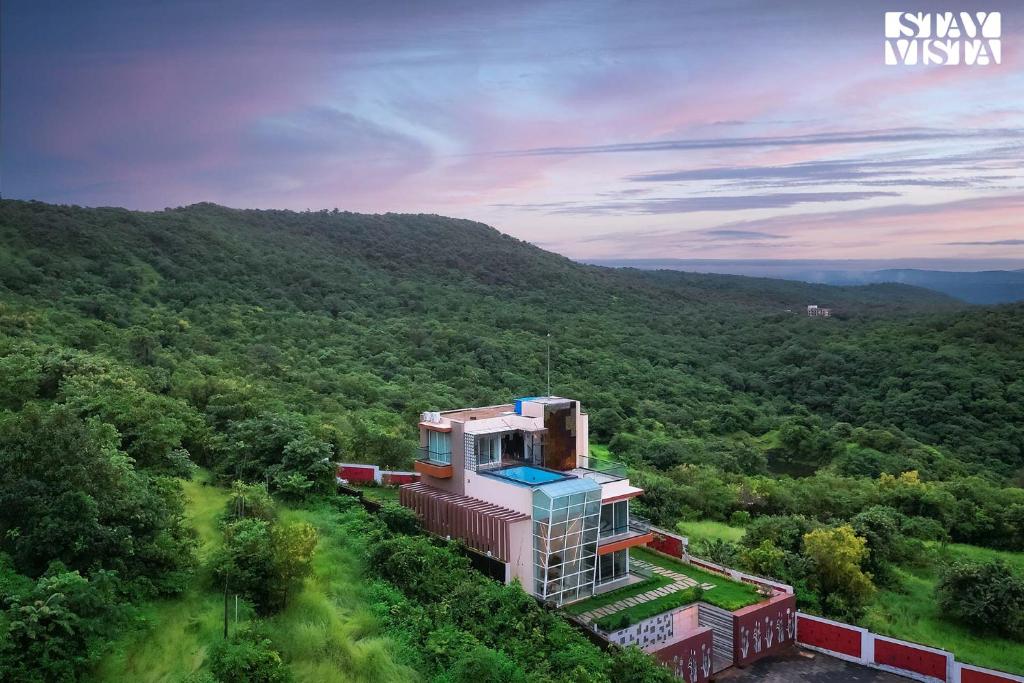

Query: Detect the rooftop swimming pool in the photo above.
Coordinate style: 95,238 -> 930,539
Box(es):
485,465 -> 573,486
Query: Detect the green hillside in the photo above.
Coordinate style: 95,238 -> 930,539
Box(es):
1,200 -> 1023,679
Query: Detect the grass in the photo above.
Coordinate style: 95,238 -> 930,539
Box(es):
940,542 -> 1024,572
861,547 -> 1024,675
355,485 -> 401,504
89,472 -> 231,682
631,547 -> 761,611
263,504 -> 416,682
90,472 -> 416,682
562,575 -> 673,616
595,586 -> 703,631
676,519 -> 745,545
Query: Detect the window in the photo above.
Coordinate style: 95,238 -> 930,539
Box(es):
598,549 -> 628,584
478,435 -> 501,466
600,501 -> 629,537
426,430 -> 451,464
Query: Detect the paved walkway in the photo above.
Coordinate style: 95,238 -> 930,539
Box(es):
716,647 -> 909,682
577,558 -> 715,623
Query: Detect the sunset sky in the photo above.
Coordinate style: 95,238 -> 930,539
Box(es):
3,0 -> 1022,261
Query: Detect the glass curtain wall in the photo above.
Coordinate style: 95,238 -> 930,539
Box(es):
531,479 -> 601,604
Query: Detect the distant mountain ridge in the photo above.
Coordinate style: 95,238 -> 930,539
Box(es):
583,259 -> 1024,304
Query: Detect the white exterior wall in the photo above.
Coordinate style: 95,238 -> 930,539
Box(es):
576,409 -> 589,459
463,470 -> 534,515
600,479 -> 643,502
507,518 -> 534,590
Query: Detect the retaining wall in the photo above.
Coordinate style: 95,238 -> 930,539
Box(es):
733,592 -> 797,667
336,462 -> 420,486
796,613 -> 1024,683
650,626 -> 715,683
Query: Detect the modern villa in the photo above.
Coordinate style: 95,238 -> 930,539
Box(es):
399,396 -> 654,605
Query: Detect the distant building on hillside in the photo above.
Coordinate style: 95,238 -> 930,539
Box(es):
401,397 -> 651,605
807,304 -> 832,318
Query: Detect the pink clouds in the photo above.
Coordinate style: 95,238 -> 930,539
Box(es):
4,0 -> 1023,262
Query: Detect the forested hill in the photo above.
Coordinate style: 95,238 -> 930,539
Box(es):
2,200 -> 1024,679
0,198 -> 1018,481
1,200 -> 959,317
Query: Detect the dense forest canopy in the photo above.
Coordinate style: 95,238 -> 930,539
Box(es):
1,199 -> 1023,677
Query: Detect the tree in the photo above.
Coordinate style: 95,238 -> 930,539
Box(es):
802,525 -> 875,618
694,538 -> 739,567
0,405 -> 196,589
215,518 -> 317,614
936,560 -> 1024,639
741,540 -> 787,579
0,568 -> 121,683
850,506 -> 909,584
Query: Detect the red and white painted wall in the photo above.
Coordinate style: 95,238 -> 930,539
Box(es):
646,529 -> 1023,683
336,462 -> 420,486
651,626 -> 715,683
796,613 -> 1024,683
733,592 -> 798,666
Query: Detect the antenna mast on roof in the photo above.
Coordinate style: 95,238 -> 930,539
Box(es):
546,333 -> 551,396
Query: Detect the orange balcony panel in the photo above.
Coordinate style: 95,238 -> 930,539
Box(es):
414,459 -> 453,479
597,532 -> 654,556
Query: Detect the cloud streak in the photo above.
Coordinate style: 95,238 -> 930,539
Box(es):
498,191 -> 899,215
489,127 -> 1024,158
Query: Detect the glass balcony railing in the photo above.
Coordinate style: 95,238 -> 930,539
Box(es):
599,515 -> 651,542
576,455 -> 627,479
629,514 -> 650,534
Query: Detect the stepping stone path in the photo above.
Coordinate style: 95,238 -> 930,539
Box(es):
577,558 -> 715,624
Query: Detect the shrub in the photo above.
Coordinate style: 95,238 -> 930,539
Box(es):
730,510 -> 751,526
936,560 -> 1024,639
209,627 -> 292,683
444,644 -> 528,683
377,502 -> 421,535
608,646 -> 677,683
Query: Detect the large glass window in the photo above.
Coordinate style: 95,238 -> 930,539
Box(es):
599,500 -> 628,537
598,549 -> 629,584
478,435 -> 501,466
426,430 -> 451,464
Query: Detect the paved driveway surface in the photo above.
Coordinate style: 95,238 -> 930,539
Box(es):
714,647 -> 910,682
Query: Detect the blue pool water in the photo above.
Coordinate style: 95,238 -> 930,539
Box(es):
491,465 -> 569,485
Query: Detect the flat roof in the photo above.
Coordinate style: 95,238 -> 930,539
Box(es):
440,404 -> 516,421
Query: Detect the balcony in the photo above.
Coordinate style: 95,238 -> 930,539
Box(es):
414,447 -> 453,478
572,455 -> 628,483
597,514 -> 653,554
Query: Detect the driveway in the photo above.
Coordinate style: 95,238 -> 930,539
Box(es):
714,647 -> 910,682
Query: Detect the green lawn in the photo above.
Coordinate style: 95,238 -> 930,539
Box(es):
676,519 -> 745,545
563,575 -> 674,616
595,587 -> 703,631
862,553 -> 1024,675
90,473 -> 415,682
630,548 -> 761,611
